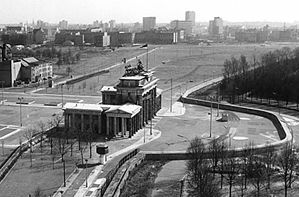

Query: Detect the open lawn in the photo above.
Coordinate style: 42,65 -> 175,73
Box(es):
35,42 -> 299,101
0,105 -> 60,127
0,138 -> 84,197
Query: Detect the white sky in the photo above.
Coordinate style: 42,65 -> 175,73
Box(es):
1,0 -> 299,24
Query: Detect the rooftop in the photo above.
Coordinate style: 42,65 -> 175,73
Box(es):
22,57 -> 39,64
63,102 -> 141,116
101,86 -> 117,92
63,103 -> 103,111
105,103 -> 141,115
119,75 -> 145,81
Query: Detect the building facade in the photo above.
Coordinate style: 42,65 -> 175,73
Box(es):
21,57 -> 53,82
208,17 -> 224,40
0,60 -> 21,87
143,17 -> 156,31
170,20 -> 192,36
134,31 -> 177,44
185,11 -> 196,27
63,63 -> 162,139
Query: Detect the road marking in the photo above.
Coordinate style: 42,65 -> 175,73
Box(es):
259,133 -> 279,142
281,115 -> 299,126
240,117 -> 250,120
0,128 -> 21,140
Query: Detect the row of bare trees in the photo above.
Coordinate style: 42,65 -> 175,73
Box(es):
221,47 -> 299,107
22,113 -> 97,168
186,137 -> 299,197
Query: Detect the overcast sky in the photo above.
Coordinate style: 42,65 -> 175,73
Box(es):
1,0 -> 299,24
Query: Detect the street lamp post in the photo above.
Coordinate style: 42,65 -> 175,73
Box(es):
144,126 -> 146,143
208,96 -> 213,138
63,159 -> 66,187
217,85 -> 220,117
85,159 -> 88,187
210,101 -> 212,138
18,97 -> 24,127
0,81 -> 4,104
61,84 -> 65,108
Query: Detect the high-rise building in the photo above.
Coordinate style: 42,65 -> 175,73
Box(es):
59,20 -> 68,30
185,11 -> 196,26
143,17 -> 156,31
208,17 -> 223,38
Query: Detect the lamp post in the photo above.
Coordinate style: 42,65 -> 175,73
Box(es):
217,85 -> 220,117
18,97 -> 24,127
144,126 -> 146,143
85,159 -> 88,187
0,81 -> 4,104
61,84 -> 64,108
63,159 -> 66,187
170,78 -> 173,112
208,96 -> 213,138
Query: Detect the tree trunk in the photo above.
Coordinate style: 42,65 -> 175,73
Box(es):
257,180 -> 260,197
229,179 -> 232,197
50,137 -> 53,154
220,173 -> 223,189
71,142 -> 73,157
81,149 -> 84,165
89,142 -> 92,158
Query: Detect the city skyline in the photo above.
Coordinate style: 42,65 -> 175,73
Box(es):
1,0 -> 299,24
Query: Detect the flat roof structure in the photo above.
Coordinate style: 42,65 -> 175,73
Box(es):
119,75 -> 145,81
63,103 -> 103,111
101,86 -> 117,92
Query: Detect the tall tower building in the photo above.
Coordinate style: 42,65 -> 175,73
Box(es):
59,20 -> 68,30
208,17 -> 223,39
143,17 -> 156,31
185,11 -> 196,26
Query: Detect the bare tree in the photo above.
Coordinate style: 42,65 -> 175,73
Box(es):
241,142 -> 255,189
223,150 -> 239,197
48,114 -> 63,154
186,137 -> 220,197
262,144 -> 277,190
208,138 -> 223,176
277,143 -> 298,197
218,141 -> 227,189
37,121 -> 48,154
247,154 -> 266,197
86,128 -> 93,158
23,127 -> 38,167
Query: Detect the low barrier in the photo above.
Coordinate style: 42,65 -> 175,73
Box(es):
93,148 -> 140,197
0,131 -> 46,183
103,153 -> 145,197
142,77 -> 292,161
64,69 -> 109,85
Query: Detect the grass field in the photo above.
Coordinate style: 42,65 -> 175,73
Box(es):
35,42 -> 299,98
0,138 -> 84,197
